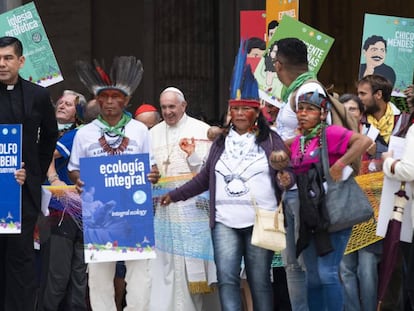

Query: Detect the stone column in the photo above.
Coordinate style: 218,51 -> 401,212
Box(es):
0,0 -> 22,13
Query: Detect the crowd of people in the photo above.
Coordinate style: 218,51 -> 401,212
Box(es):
1,32 -> 414,311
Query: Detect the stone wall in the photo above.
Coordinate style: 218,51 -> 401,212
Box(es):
10,0 -> 414,121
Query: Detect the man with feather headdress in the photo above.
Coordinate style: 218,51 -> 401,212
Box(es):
68,56 -> 160,311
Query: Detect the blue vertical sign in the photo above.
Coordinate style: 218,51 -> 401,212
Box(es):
0,124 -> 22,234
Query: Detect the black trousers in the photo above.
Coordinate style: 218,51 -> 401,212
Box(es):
272,267 -> 292,311
0,198 -> 38,311
38,216 -> 87,311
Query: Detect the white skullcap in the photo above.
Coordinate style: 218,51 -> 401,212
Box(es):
161,86 -> 186,102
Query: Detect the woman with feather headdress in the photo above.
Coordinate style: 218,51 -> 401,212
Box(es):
159,41 -> 293,311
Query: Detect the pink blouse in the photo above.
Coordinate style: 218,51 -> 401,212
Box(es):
291,125 -> 353,174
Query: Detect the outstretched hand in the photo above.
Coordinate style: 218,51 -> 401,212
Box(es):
159,194 -> 172,206
179,138 -> 195,157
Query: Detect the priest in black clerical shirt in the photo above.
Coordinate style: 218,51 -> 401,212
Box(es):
0,36 -> 57,311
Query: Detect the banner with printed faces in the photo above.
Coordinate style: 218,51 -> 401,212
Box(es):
240,10 -> 266,72
359,13 -> 414,97
265,0 -> 299,44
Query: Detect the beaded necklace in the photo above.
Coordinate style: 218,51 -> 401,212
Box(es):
99,135 -> 129,155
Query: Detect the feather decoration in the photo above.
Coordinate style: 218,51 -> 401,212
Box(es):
229,39 -> 247,100
76,56 -> 144,96
111,56 -> 144,97
93,59 -> 112,85
229,40 -> 259,101
241,64 -> 259,100
75,60 -> 103,96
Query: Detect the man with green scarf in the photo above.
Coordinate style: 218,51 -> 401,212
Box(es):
68,56 -> 160,310
273,37 -> 326,311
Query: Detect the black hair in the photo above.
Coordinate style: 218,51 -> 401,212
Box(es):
363,35 -> 387,51
0,36 -> 23,57
276,37 -> 308,67
255,111 -> 271,144
358,74 -> 393,102
267,20 -> 279,34
265,40 -> 278,72
338,93 -> 364,112
246,37 -> 266,53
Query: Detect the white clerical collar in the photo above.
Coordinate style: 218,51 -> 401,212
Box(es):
7,85 -> 14,90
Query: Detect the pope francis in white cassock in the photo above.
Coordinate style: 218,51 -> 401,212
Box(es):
149,87 -> 221,311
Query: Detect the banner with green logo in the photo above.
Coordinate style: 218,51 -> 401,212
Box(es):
0,2 -> 63,87
254,15 -> 334,106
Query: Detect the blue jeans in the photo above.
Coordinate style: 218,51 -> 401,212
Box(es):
340,249 -> 379,311
212,222 -> 274,311
302,228 -> 351,311
282,189 -> 309,311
